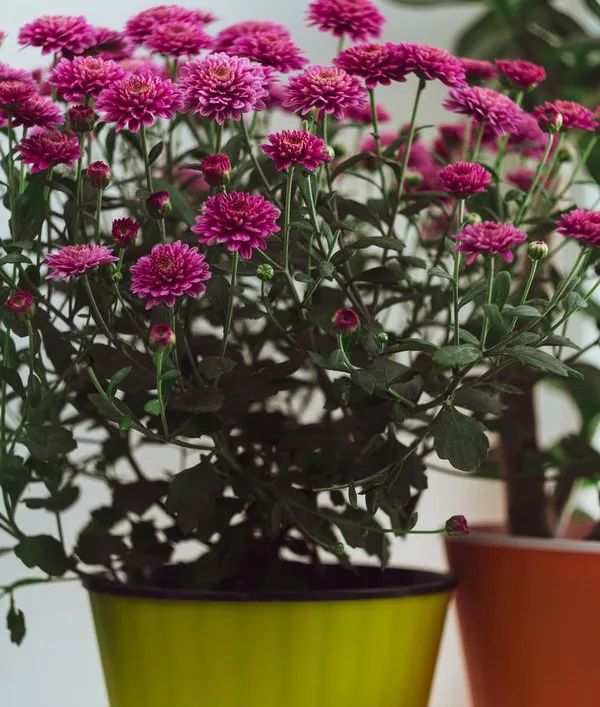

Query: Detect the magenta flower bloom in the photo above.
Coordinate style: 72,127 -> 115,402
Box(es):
125,6 -> 215,45
192,192 -> 281,260
95,72 -> 182,132
214,21 -> 290,53
118,58 -> 166,77
145,20 -> 213,58
444,86 -> 523,136
345,99 -> 390,124
461,58 -> 497,84
149,323 -> 176,349
17,129 -> 80,173
68,105 -> 96,134
18,15 -> 96,55
227,32 -> 308,73
534,100 -> 598,132
334,43 -> 407,88
87,161 -> 111,189
0,80 -> 36,110
112,217 -> 140,246
180,53 -> 268,125
506,113 -> 548,158
7,94 -> 63,129
49,56 -> 125,102
201,153 -> 231,186
399,43 -> 466,87
507,168 -> 536,192
332,307 -> 360,332
0,63 -> 33,83
146,191 -> 172,219
130,241 -> 212,309
453,221 -> 527,264
5,291 -> 35,317
46,244 -> 118,280
439,162 -> 492,198
495,59 -> 546,90
445,515 -> 469,536
88,27 -> 133,61
262,130 -> 331,171
556,209 -> 600,248
284,65 -> 365,119
307,0 -> 385,43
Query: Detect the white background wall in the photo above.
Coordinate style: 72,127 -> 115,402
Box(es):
0,1 -> 583,705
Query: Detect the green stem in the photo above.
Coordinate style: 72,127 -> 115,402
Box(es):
156,350 -> 169,439
509,259 -> 538,332
82,275 -> 116,345
481,256 -> 496,348
75,139 -> 84,242
214,123 -> 223,153
6,112 -> 16,240
469,122 -> 486,163
367,88 -> 387,207
395,78 -> 426,205
94,189 -> 103,242
283,168 -> 294,272
18,127 -> 27,194
558,135 -> 598,201
452,199 -> 465,346
239,118 -> 272,195
514,133 -> 556,226
140,125 -> 154,192
221,251 -> 239,358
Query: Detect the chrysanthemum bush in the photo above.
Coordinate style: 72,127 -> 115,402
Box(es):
2,2 -> 600,643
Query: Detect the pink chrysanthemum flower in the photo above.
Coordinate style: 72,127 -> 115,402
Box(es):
444,86 -> 523,136
439,162 -> 492,198
145,20 -> 213,58
556,209 -> 600,248
8,94 -> 64,129
180,53 -> 268,125
118,58 -> 167,77
307,0 -> 385,42
495,59 -> 546,90
49,56 -> 125,102
461,58 -> 497,84
345,99 -> 391,124
46,244 -> 118,280
125,6 -> 215,45
130,241 -> 212,309
0,63 -> 33,83
332,307 -> 360,332
227,32 -> 308,74
533,100 -> 598,132
399,43 -> 466,87
192,192 -> 281,260
88,27 -> 133,61
112,217 -> 140,246
87,161 -> 111,189
506,113 -> 548,158
201,153 -> 231,186
453,221 -> 527,264
95,72 -> 182,132
17,128 -> 80,173
149,323 -> 175,349
213,21 -> 290,53
262,130 -> 331,171
507,168 -> 536,192
284,65 -> 365,119
334,43 -> 407,88
18,15 -> 96,55
0,80 -> 36,110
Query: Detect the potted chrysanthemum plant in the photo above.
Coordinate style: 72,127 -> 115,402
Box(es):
0,2 -> 597,706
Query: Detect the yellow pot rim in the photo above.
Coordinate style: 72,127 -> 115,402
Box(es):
82,564 -> 457,602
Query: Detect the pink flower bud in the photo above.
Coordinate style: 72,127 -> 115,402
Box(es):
5,290 -> 35,317
68,104 -> 96,133
332,307 -> 360,333
149,323 -> 175,349
111,217 -> 140,246
445,515 -> 469,536
201,153 -> 231,187
87,160 -> 111,189
146,191 -> 172,219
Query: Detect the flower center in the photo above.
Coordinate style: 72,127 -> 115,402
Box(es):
210,66 -> 233,81
128,78 -> 152,95
156,254 -> 176,274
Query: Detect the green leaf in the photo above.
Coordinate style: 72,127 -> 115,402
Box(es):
433,344 -> 482,368
166,461 -> 223,534
14,535 -> 72,576
147,141 -> 164,165
160,369 -> 181,382
107,366 -> 132,398
431,405 -> 490,471
23,426 -> 77,460
459,279 -> 487,308
454,387 -> 506,415
0,253 -> 32,266
6,598 -> 26,646
197,356 -> 236,380
428,266 -> 455,282
0,454 -> 29,506
507,345 -> 573,377
152,178 -> 195,225
348,483 -> 358,510
505,304 -> 541,318
105,127 -> 117,164
0,365 -> 25,397
582,0 -> 600,20
144,399 -> 162,416
351,369 -> 376,395
387,338 -> 438,354
492,270 -> 511,310
349,236 -> 405,252
13,178 -> 46,241
169,387 -> 224,413
294,272 -> 315,284
25,485 -> 80,513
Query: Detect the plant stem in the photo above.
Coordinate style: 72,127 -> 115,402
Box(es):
558,134 -> 598,201
283,168 -> 294,272
395,78 -> 426,205
481,256 -> 495,348
75,139 -> 84,242
94,189 -> 103,242
214,123 -> 223,153
221,251 -> 239,358
82,275 -> 116,345
469,122 -> 486,162
140,124 -> 154,192
509,259 -> 538,332
6,112 -> 16,240
239,118 -> 272,195
514,133 -> 555,227
368,88 -> 387,207
452,199 -> 465,346
156,350 -> 169,438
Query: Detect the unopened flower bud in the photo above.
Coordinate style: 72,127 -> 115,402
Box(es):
404,171 -> 424,188
528,240 -> 549,261
376,331 -> 389,344
557,144 -> 576,163
324,145 -> 336,160
332,307 -> 360,333
445,514 -> 470,536
464,212 -> 483,225
87,160 -> 111,190
149,323 -> 175,350
333,542 -> 345,556
201,153 -> 231,187
5,290 -> 35,318
112,217 -> 140,247
256,263 -> 274,281
146,191 -> 172,219
68,104 -> 96,133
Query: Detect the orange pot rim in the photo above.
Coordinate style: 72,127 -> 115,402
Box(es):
448,524 -> 600,555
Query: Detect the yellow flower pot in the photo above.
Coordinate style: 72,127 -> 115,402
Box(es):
85,566 -> 455,707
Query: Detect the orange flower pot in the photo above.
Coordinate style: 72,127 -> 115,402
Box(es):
446,526 -> 600,707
